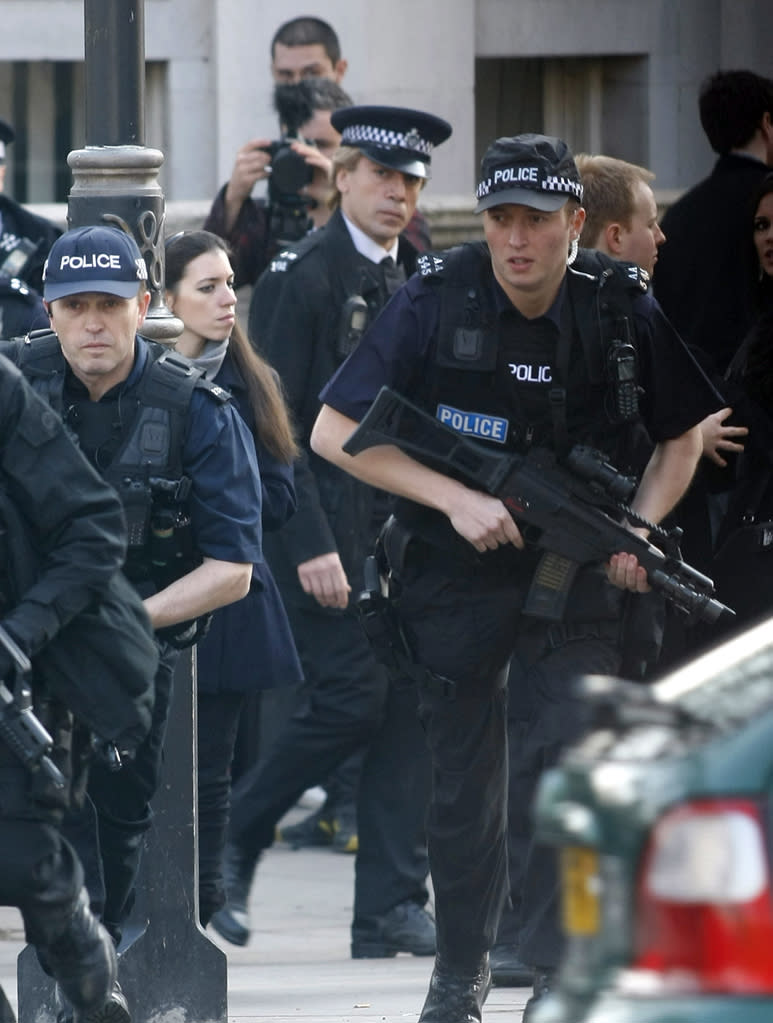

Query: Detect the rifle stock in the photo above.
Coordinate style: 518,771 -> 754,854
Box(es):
343,387 -> 733,625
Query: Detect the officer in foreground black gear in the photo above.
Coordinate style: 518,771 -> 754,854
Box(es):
0,354 -> 130,1022
311,134 -> 721,1021
3,225 -> 263,1022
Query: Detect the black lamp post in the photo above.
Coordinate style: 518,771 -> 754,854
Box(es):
67,0 -> 182,342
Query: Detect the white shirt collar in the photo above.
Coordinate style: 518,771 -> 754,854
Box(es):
341,212 -> 399,265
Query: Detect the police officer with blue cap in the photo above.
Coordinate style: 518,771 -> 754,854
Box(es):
2,224 -> 264,1023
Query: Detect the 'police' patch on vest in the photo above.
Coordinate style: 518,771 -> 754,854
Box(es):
437,403 -> 508,444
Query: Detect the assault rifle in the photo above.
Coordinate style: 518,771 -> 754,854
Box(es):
0,625 -> 65,788
343,387 -> 733,625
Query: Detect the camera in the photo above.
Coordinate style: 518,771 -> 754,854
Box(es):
263,83 -> 320,244
262,139 -> 313,196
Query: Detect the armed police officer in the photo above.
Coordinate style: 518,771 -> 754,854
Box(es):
0,353 -> 141,1023
311,134 -> 721,1022
2,225 -> 263,1019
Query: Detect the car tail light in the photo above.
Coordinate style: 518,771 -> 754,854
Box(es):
631,798 -> 773,993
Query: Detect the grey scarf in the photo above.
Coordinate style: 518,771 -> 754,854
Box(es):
189,338 -> 229,379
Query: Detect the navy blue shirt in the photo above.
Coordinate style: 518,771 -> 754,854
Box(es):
320,257 -> 720,447
65,337 -> 263,568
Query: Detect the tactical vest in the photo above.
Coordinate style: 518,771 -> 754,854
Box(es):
413,243 -> 650,470
6,332 -> 230,597
392,244 -> 652,553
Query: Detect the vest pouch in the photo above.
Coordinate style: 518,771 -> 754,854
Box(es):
119,480 -> 153,549
149,507 -> 197,593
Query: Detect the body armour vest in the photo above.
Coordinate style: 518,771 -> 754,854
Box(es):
5,332 -> 230,595
393,243 -> 650,551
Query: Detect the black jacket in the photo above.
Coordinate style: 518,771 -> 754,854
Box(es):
249,208 -> 418,598
0,195 -> 61,293
654,153 -> 770,374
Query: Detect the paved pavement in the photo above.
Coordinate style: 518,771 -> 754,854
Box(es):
0,807 -> 530,1022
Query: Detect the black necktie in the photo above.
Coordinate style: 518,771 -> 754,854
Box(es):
380,255 -> 406,298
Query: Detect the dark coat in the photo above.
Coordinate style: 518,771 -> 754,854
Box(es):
654,153 -> 770,374
195,349 -> 304,692
0,275 -> 48,340
248,208 -> 419,601
0,195 -> 61,293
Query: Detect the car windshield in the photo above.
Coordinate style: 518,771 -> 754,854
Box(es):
654,618 -> 773,731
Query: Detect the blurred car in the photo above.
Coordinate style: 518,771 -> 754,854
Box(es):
531,617 -> 773,1023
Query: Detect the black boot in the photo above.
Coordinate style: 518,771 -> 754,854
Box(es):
418,954 -> 491,1023
37,889 -> 117,1017
209,843 -> 258,946
489,943 -> 533,986
351,900 -> 436,958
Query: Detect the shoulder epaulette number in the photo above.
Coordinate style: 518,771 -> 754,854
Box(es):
195,377 -> 231,405
268,250 -> 300,274
417,253 -> 446,278
622,263 -> 650,292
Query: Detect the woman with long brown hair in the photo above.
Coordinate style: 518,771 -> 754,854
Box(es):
164,229 -> 303,929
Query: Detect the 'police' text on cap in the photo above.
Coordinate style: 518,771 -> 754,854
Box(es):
330,105 -> 452,180
475,134 -> 583,214
43,226 -> 148,302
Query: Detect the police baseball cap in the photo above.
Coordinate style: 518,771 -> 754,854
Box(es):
475,133 -> 583,213
43,226 -> 148,301
330,105 -> 452,179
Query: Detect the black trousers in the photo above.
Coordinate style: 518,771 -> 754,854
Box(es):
396,554 -> 622,971
64,643 -> 178,940
0,755 -> 83,948
196,690 -> 244,926
228,601 -> 430,922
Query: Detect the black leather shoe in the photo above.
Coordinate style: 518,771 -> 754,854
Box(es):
39,890 -> 116,1016
351,900 -> 436,958
418,954 -> 491,1023
210,902 -> 250,947
522,966 -> 556,1023
489,943 -> 533,986
209,843 -> 258,946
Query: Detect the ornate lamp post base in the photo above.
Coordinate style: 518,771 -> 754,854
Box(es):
67,145 -> 183,343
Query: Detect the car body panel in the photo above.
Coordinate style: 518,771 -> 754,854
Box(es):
533,618 -> 773,1022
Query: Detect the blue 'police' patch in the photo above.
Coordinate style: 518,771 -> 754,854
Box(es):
437,403 -> 508,444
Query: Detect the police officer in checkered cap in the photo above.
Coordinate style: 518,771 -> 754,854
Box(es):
311,128 -> 721,1022
330,104 -> 452,178
222,106 -> 452,959
473,133 -> 583,211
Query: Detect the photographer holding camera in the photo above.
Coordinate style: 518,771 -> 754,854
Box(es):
203,15 -> 433,289
204,76 -> 352,289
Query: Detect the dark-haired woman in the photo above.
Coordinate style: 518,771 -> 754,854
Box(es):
165,230 -> 303,926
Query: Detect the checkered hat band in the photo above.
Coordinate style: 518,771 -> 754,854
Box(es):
544,175 -> 583,199
475,170 -> 583,201
340,124 -> 433,156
